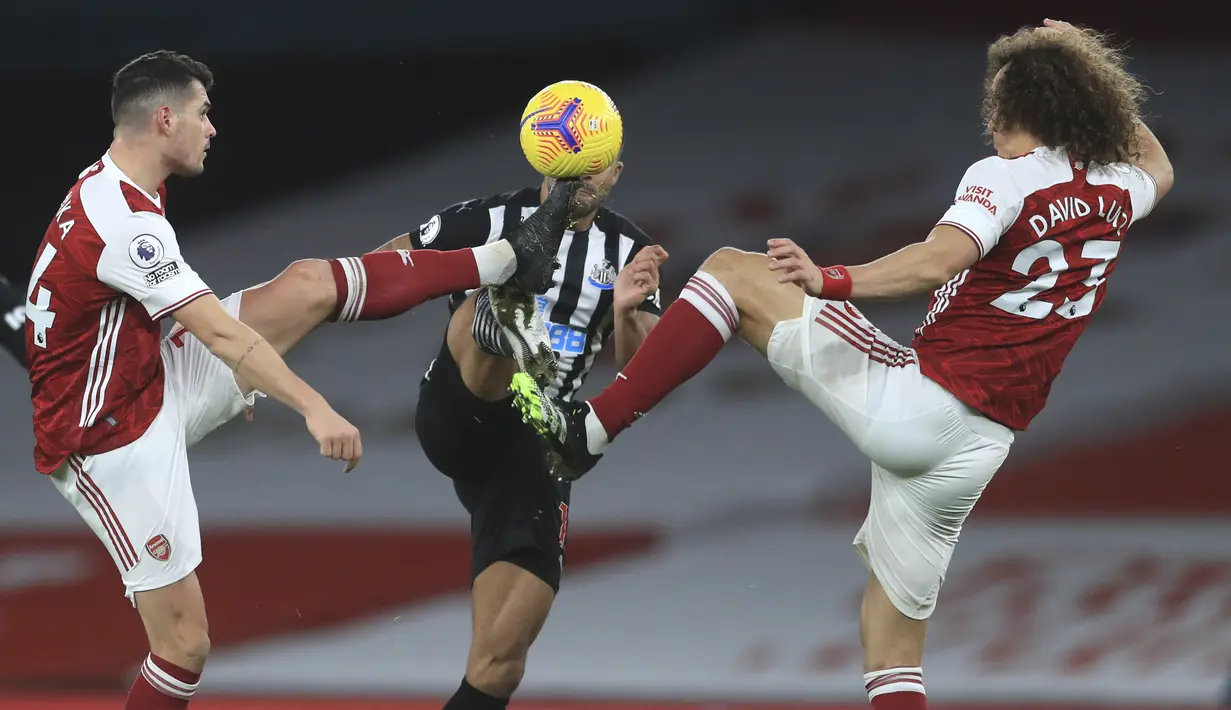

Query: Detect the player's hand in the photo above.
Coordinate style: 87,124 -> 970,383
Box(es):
766,238 -> 825,296
1041,18 -> 1077,32
614,245 -> 668,313
305,406 -> 363,472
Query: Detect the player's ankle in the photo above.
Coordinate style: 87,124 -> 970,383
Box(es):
583,404 -> 611,454
472,241 -> 516,286
443,676 -> 511,709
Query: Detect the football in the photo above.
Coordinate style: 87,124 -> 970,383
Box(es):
519,80 -> 623,179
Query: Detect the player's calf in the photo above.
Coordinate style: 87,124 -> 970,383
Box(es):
861,575 -> 928,709
126,574 -> 210,708
444,562 -> 554,709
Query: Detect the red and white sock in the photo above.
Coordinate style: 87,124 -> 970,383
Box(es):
329,242 -> 515,322
586,270 -> 738,448
864,666 -> 926,709
125,653 -> 201,709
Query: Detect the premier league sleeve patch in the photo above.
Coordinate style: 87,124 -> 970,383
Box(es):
128,234 -> 165,269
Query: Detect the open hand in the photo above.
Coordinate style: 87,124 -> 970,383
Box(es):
614,245 -> 668,312
766,238 -> 825,296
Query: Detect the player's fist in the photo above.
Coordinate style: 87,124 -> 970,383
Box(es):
766,239 -> 825,297
305,406 -> 363,472
614,245 -> 668,313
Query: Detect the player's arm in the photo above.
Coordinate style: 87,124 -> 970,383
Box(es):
368,199 -> 495,254
171,296 -> 327,415
770,156 -> 1014,300
1131,119 -> 1173,203
613,243 -> 668,369
0,274 -> 27,369
98,215 -> 361,467
1118,119 -> 1173,227
845,226 -> 980,299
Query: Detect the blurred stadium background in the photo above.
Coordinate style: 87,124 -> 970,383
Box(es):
1,1 -> 1228,708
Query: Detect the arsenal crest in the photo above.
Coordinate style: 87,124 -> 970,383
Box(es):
145,534 -> 172,562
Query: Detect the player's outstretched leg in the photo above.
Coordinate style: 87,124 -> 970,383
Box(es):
512,246 -> 802,480
218,178 -> 584,392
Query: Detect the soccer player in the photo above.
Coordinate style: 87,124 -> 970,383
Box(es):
511,20 -> 1173,710
377,144 -> 666,709
28,51 -> 571,709
0,274 -> 25,367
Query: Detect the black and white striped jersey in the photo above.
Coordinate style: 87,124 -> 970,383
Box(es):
409,187 -> 662,400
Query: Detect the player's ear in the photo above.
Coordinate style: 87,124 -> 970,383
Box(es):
155,104 -> 175,135
610,161 -> 624,185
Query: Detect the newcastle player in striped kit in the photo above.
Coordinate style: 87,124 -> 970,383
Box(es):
375,144 -> 667,710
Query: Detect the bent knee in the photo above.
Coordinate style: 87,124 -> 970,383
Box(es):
701,246 -> 765,280
178,623 -> 212,664
284,257 -> 335,295
466,651 -> 526,697
151,617 -> 211,668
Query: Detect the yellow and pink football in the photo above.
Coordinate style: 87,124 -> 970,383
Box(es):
519,80 -> 623,179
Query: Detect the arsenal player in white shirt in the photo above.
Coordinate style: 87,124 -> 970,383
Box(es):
25,50 -> 577,709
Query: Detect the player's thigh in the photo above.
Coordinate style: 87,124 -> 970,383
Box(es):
416,336 -> 519,481
48,401 -> 202,603
164,292 -> 259,447
466,433 -> 569,593
445,293 -> 519,402
764,298 -> 925,453
234,259 -> 337,358
852,438 -> 1011,621
134,570 -> 210,657
700,247 -> 808,356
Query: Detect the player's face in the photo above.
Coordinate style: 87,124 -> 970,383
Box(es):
549,160 -> 623,219
167,82 -> 216,177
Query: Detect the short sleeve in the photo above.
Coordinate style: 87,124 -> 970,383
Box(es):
95,213 -> 212,319
1123,165 -> 1158,225
410,198 -> 498,251
936,157 -> 1022,258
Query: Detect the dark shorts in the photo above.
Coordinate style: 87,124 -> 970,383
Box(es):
415,337 -> 571,592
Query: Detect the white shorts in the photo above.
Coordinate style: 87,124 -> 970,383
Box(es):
50,292 -> 256,601
767,297 -> 1014,620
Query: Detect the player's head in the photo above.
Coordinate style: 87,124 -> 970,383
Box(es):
111,51 -> 216,177
982,24 -> 1145,165
542,145 -> 624,221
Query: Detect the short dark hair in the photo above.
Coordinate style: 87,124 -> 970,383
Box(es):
111,51 -> 214,128
983,25 -> 1146,166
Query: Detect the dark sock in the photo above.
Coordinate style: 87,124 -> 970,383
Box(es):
442,677 -> 508,710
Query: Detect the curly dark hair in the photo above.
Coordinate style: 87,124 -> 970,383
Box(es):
111,50 -> 214,128
982,25 -> 1146,166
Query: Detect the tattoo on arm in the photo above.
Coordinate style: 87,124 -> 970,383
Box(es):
233,336 -> 265,371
